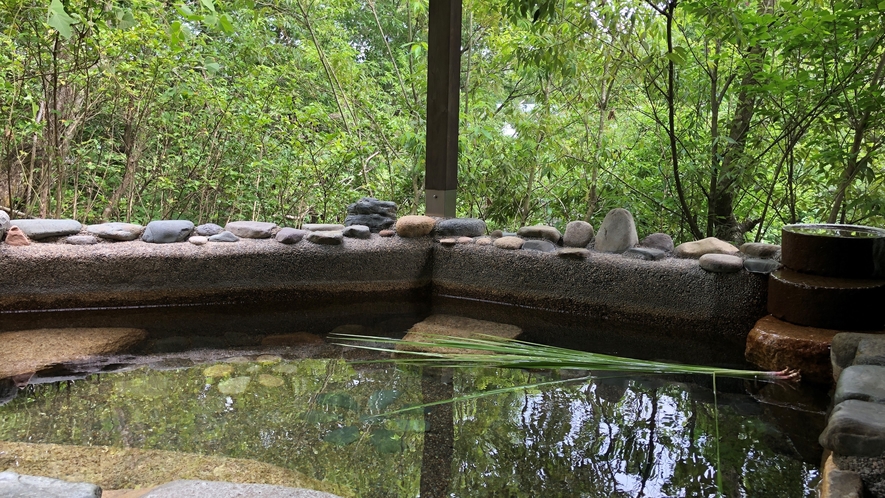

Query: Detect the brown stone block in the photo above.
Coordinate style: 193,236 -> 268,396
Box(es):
768,269 -> 885,330
745,315 -> 839,385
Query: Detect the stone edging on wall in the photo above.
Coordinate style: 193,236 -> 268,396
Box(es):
0,234 -> 767,339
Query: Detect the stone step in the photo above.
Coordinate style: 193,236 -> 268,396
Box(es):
745,314 -> 838,385
768,268 -> 885,330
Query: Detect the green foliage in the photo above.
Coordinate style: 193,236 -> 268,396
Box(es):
1,0 -> 884,239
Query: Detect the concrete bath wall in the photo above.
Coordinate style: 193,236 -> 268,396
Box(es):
0,236 -> 767,339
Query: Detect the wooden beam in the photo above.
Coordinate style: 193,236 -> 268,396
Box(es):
424,0 -> 461,218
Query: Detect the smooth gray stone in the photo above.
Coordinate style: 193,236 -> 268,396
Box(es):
623,247 -> 666,261
740,242 -> 781,259
141,220 -> 194,243
594,209 -> 638,253
640,233 -> 674,252
275,227 -> 307,244
557,247 -> 590,259
139,479 -> 343,498
832,333 -> 877,381
699,253 -> 743,273
189,236 -> 208,246
225,221 -> 277,239
194,223 -> 224,236
0,210 -> 10,239
342,224 -> 371,239
744,258 -> 781,274
87,222 -> 143,241
65,235 -> 98,245
435,218 -> 487,237
820,400 -> 885,457
208,231 -> 239,243
835,365 -> 885,405
11,219 -> 82,240
303,223 -> 345,232
517,225 -> 561,243
522,239 -> 557,253
563,221 -> 594,248
0,471 -> 100,498
306,231 -> 343,245
854,337 -> 885,367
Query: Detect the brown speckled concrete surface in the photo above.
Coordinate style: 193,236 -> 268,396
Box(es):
0,236 -> 767,339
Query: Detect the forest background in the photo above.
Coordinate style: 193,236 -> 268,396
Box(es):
1,0 -> 884,243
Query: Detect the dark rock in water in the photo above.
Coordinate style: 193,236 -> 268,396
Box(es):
623,247 -> 666,261
195,223 -> 224,236
343,225 -> 371,239
563,221 -> 594,248
640,233 -> 674,253
0,377 -> 17,406
820,399 -> 885,457
435,218 -> 487,237
835,365 -> 885,405
11,218 -> 82,240
0,471 -> 102,498
307,231 -> 343,245
517,225 -> 561,243
522,239 -> 557,252
225,221 -> 277,239
740,242 -> 781,259
208,231 -> 239,243
65,235 -> 98,245
699,253 -> 743,273
275,227 -> 307,244
142,220 -> 194,243
345,197 -> 397,232
557,247 -> 590,259
87,222 -> 143,241
744,258 -> 781,274
594,209 -> 638,253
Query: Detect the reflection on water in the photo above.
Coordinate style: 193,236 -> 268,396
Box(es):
0,357 -> 819,497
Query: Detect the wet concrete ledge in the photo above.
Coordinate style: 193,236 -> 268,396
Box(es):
0,236 -> 767,339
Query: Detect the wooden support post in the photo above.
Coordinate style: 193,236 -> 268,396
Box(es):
424,0 -> 461,218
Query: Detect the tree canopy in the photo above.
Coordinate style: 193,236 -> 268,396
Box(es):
1,0 -> 883,242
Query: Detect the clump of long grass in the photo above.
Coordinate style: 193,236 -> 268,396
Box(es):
331,332 -> 800,383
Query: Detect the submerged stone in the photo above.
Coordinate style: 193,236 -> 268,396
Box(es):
11,219 -> 82,240
203,364 -> 234,378
87,222 -> 144,241
142,220 -> 194,243
399,314 -> 521,355
217,376 -> 251,395
594,209 -> 638,253
225,221 -> 277,239
258,374 -> 285,388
